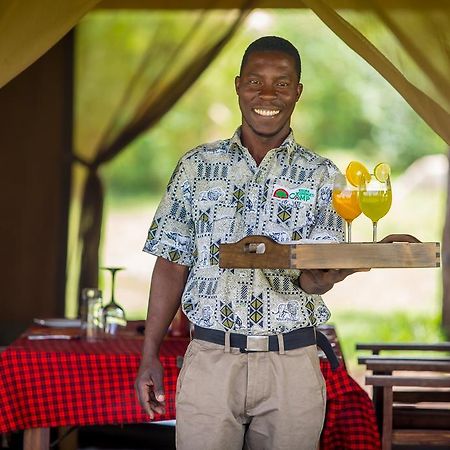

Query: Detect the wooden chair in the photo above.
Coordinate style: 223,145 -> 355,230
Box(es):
357,342 -> 450,450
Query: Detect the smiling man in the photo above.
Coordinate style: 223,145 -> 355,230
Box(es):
136,36 -> 352,450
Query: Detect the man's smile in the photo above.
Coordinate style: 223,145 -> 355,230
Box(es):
253,108 -> 281,117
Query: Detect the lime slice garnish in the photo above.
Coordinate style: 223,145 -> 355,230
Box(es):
346,161 -> 370,187
374,162 -> 391,182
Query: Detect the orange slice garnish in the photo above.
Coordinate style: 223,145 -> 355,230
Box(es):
346,161 -> 370,187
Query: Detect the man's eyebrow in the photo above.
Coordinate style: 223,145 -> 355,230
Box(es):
244,72 -> 293,79
244,71 -> 262,77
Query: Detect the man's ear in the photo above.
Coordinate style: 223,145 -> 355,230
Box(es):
235,76 -> 240,95
296,83 -> 303,102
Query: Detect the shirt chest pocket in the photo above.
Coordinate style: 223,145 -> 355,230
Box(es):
269,197 -> 307,223
265,196 -> 315,243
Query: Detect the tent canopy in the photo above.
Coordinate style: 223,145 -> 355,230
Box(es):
98,0 -> 444,9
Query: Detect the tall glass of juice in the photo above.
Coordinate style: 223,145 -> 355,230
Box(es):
358,172 -> 392,242
332,173 -> 361,243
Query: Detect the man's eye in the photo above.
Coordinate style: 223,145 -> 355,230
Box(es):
277,82 -> 288,87
248,79 -> 260,85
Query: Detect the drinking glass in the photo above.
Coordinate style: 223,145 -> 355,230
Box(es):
101,267 -> 127,334
332,173 -> 361,243
358,173 -> 392,242
81,288 -> 103,340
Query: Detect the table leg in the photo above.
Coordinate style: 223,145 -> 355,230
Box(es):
372,384 -> 383,432
372,369 -> 391,434
23,428 -> 49,450
382,386 -> 393,450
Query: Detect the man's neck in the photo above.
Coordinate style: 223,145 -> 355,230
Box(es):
240,128 -> 290,166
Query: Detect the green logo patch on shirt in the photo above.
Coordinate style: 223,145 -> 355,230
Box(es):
272,184 -> 314,203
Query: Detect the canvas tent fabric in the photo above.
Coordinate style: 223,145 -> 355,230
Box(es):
0,0 -> 101,89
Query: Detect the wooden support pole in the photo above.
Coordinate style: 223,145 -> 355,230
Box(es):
23,428 -> 49,450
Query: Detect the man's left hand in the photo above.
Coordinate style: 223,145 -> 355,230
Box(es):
299,268 -> 368,295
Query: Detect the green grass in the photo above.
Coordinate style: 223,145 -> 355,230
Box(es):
104,192 -> 161,211
331,309 -> 446,372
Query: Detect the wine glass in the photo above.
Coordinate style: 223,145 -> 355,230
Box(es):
101,267 -> 127,334
358,173 -> 392,242
332,173 -> 361,243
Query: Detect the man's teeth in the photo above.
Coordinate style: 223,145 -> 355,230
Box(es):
254,109 -> 280,117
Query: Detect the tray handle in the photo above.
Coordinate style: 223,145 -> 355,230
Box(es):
219,235 -> 291,269
240,235 -> 279,254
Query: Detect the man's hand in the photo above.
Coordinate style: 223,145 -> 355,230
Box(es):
379,233 -> 421,243
135,356 -> 166,419
299,268 -> 368,295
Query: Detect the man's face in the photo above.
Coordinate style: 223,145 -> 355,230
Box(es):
235,50 -> 303,141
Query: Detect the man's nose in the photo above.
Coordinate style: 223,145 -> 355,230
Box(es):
259,84 -> 276,99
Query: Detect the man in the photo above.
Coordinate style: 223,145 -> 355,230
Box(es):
135,36 -> 411,449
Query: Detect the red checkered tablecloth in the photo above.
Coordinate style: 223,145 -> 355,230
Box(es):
0,332 -> 185,432
0,326 -> 380,450
320,363 -> 380,450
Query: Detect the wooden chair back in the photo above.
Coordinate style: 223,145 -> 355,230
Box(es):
357,342 -> 450,450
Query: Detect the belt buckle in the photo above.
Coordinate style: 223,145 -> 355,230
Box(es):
246,335 -> 269,352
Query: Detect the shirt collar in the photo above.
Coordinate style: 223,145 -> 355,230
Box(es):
230,127 -> 298,158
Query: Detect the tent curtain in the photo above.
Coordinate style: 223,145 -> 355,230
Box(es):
0,0 -> 101,88
69,5 -> 251,309
300,0 -> 450,145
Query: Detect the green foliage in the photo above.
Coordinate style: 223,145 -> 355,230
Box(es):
75,9 -> 446,200
332,310 -> 445,369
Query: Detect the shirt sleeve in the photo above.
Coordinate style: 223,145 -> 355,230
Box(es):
308,161 -> 345,242
143,158 -> 195,266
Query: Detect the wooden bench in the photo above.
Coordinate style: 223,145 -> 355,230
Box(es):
357,343 -> 450,450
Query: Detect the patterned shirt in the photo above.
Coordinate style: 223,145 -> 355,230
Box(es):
143,128 -> 344,335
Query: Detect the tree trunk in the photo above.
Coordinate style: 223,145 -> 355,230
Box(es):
442,147 -> 450,336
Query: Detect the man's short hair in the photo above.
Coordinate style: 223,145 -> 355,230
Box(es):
240,36 -> 302,80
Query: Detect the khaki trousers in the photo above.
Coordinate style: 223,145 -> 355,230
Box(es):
176,339 -> 326,450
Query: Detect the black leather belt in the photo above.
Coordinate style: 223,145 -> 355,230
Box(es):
193,325 -> 339,370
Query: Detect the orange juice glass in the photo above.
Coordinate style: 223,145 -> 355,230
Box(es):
332,174 -> 361,243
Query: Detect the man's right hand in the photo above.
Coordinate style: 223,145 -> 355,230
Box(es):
135,356 -> 166,419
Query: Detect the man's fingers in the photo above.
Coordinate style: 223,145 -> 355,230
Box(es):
379,233 -> 421,243
135,360 -> 165,419
149,388 -> 165,406
148,389 -> 166,414
136,380 -> 154,418
147,371 -> 165,416
151,371 -> 165,403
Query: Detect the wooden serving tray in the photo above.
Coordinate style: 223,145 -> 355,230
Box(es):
219,235 -> 440,269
